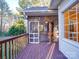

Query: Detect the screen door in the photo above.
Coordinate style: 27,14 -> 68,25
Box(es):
29,21 -> 39,44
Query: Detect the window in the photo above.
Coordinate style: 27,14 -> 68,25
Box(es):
64,3 -> 79,42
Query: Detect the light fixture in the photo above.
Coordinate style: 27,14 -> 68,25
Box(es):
45,21 -> 48,24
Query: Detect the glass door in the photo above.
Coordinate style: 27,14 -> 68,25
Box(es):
29,21 -> 39,44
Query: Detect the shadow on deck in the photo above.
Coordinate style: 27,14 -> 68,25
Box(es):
16,42 -> 67,59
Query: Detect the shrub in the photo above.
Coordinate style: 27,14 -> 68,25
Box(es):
8,19 -> 26,36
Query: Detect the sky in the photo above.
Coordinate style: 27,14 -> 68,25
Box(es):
5,0 -> 20,13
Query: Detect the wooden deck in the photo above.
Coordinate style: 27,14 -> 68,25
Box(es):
16,42 -> 67,59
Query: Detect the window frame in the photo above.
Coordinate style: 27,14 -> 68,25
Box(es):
64,3 -> 79,42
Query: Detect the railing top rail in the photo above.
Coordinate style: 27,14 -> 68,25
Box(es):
0,33 -> 28,44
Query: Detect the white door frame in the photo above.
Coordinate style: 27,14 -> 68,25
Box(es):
29,21 -> 39,44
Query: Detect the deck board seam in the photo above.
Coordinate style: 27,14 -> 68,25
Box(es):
45,43 -> 55,59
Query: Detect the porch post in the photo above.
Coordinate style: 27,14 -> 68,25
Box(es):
48,22 -> 52,43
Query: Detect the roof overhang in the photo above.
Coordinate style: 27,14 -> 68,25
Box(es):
23,0 -> 62,16
24,10 -> 58,16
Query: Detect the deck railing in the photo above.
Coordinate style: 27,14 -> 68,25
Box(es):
0,34 -> 28,59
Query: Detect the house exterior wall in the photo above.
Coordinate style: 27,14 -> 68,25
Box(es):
58,0 -> 79,59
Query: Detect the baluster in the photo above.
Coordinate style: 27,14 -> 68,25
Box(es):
14,40 -> 17,59
17,39 -> 19,55
5,42 -> 7,59
9,41 -> 11,59
6,42 -> 10,59
18,39 -> 20,55
2,43 -> 6,59
12,40 -> 13,59
15,40 -> 17,58
20,39 -> 22,51
18,39 -> 20,54
13,40 -> 16,59
12,40 -> 15,59
16,39 -> 18,56
0,43 -> 2,59
9,41 -> 12,59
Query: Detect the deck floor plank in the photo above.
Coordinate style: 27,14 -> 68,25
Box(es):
16,43 -> 67,59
